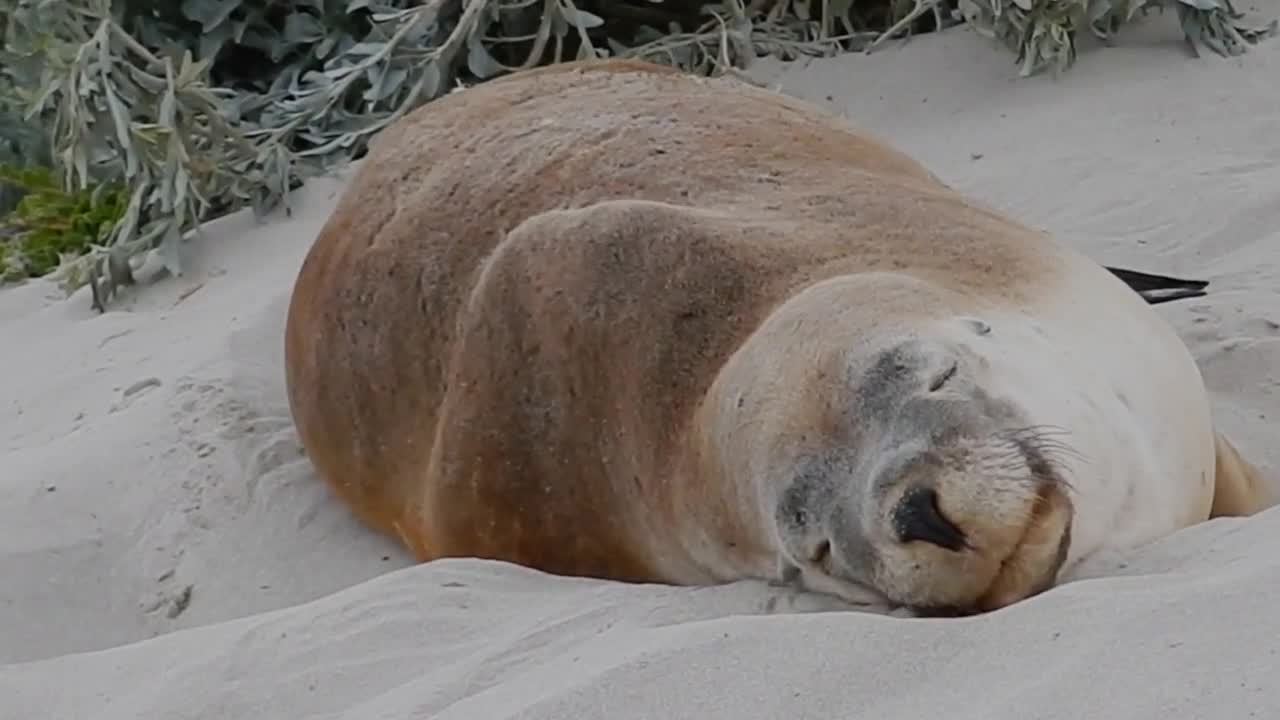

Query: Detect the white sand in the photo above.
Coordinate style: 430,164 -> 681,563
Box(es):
4,16 -> 1280,719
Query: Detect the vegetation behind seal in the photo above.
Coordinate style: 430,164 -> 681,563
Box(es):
0,0 -> 1274,310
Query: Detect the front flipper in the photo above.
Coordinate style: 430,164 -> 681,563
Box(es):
1210,432 -> 1278,518
1106,266 -> 1209,305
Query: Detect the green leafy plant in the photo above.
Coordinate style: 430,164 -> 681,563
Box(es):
959,0 -> 1276,75
0,163 -> 126,282
0,0 -> 1274,311
0,7 -> 51,217
2,0 -> 293,309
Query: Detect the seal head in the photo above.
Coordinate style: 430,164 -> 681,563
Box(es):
710,278 -> 1075,615
774,338 -> 1073,614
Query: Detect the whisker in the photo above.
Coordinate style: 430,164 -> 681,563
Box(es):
993,425 -> 1086,493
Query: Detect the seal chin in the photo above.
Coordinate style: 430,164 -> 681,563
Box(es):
779,559 -> 899,611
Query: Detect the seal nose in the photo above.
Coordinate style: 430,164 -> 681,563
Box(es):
892,486 -> 968,551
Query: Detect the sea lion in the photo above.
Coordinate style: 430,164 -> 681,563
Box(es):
283,58 -> 1275,615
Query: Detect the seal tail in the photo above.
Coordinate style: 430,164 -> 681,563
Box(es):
1105,265 -> 1209,305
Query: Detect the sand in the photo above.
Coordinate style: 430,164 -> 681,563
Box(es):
3,15 -> 1280,720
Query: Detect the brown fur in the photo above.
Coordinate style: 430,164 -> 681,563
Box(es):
283,59 -> 1269,602
1211,433 -> 1274,517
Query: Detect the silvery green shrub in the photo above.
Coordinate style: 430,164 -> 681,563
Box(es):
0,0 -> 1272,309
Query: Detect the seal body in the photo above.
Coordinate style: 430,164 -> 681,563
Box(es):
283,59 -> 1275,615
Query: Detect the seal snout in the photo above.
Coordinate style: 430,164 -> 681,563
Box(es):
857,424 -> 1076,614
891,486 -> 968,552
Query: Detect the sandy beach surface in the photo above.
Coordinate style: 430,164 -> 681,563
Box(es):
3,15 -> 1279,719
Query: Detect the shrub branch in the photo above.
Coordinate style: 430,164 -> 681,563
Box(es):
0,0 -> 1273,310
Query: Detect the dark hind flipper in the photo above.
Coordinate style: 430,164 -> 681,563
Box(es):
1105,266 -> 1209,305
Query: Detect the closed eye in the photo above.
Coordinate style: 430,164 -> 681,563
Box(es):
928,360 -> 958,392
